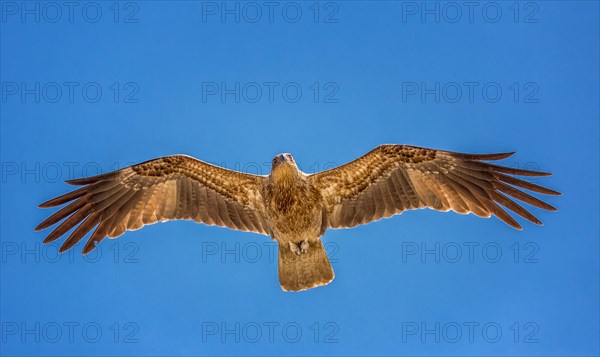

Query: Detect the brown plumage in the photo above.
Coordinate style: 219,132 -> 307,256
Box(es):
36,145 -> 560,291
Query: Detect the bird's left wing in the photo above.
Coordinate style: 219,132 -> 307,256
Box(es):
309,145 -> 560,230
36,155 -> 269,254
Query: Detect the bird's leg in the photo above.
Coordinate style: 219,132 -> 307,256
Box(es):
289,242 -> 301,256
300,239 -> 309,254
288,239 -> 310,256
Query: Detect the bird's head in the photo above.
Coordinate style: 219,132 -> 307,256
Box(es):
270,153 -> 299,181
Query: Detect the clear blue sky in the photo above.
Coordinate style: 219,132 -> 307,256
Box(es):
1,1 -> 598,356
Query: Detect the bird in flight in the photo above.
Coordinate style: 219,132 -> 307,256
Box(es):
36,145 -> 559,291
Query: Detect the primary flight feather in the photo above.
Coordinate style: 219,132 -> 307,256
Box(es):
36,145 -> 560,291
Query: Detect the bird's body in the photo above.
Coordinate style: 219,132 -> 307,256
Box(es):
36,145 -> 560,291
264,154 -> 333,290
265,158 -> 323,241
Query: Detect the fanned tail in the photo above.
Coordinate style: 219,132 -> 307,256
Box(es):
278,239 -> 334,292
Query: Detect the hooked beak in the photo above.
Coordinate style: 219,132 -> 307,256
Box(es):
272,153 -> 294,169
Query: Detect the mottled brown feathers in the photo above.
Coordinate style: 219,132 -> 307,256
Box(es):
309,144 -> 560,230
37,155 -> 269,254
36,144 -> 559,291
278,239 -> 334,292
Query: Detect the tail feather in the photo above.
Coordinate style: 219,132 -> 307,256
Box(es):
278,239 -> 334,292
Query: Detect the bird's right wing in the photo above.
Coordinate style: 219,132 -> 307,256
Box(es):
36,155 -> 270,254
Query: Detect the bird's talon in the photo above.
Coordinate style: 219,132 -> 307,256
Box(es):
300,239 -> 309,254
289,242 -> 301,256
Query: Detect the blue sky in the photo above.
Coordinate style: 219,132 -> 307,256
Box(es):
1,1 -> 598,356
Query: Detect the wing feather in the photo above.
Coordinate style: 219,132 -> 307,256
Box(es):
196,186 -> 211,224
39,186 -> 89,208
35,198 -> 87,231
60,212 -> 102,253
379,179 -> 395,216
309,145 -> 559,229
83,215 -> 117,254
37,155 -> 268,254
385,174 -> 404,210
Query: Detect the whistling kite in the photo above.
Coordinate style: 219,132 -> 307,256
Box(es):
36,145 -> 559,291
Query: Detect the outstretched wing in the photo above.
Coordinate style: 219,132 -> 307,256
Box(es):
310,145 -> 560,230
36,155 -> 270,254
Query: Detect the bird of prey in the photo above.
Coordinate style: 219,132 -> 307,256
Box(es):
36,145 -> 560,291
